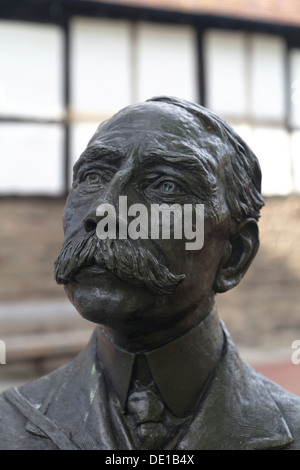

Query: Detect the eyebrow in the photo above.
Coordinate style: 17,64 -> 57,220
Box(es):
73,145 -> 125,176
79,145 -> 125,163
77,143 -> 205,172
140,152 -> 209,179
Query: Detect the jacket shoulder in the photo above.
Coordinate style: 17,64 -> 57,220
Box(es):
262,376 -> 300,450
0,391 -> 57,450
0,365 -> 67,450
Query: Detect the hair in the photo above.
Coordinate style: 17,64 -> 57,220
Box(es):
147,96 -> 265,225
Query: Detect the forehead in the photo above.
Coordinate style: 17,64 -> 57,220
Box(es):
85,102 -> 226,161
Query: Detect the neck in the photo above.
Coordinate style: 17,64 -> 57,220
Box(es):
96,301 -> 224,417
100,295 -> 216,353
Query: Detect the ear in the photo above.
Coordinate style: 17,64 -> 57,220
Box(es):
213,218 -> 259,293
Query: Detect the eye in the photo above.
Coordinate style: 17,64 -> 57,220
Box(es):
158,181 -> 177,193
82,172 -> 102,185
153,179 -> 187,197
140,175 -> 189,200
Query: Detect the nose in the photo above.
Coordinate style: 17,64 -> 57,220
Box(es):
83,201 -> 119,234
82,167 -> 132,234
83,213 -> 98,233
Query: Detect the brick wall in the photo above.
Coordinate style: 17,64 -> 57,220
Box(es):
97,0 -> 300,26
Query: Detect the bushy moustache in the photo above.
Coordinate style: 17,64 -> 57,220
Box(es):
54,231 -> 185,295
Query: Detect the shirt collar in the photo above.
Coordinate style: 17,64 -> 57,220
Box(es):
96,305 -> 224,418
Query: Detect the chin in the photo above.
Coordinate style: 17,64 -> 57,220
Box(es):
64,272 -> 155,329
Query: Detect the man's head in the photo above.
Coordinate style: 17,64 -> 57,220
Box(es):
54,97 -> 264,346
147,96 -> 264,225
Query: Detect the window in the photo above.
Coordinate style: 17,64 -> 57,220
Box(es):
250,34 -> 285,121
204,30 -> 247,117
0,20 -> 64,195
251,127 -> 292,195
135,22 -> 197,102
70,18 -> 132,119
0,123 -> 64,194
291,131 -> 300,193
290,49 -> 300,128
204,29 -> 297,196
0,21 -> 63,119
204,29 -> 286,123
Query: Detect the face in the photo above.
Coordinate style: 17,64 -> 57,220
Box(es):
56,102 -> 232,339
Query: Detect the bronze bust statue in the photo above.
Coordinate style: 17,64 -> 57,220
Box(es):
1,97 -> 299,450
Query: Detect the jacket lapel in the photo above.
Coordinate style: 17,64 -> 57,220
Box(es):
35,329 -> 120,450
177,328 -> 293,450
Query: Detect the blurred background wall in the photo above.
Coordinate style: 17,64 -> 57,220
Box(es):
0,0 -> 300,393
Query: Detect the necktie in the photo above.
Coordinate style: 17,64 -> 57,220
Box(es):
126,386 -> 168,449
124,355 -> 184,450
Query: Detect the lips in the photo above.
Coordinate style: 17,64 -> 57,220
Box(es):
76,264 -> 108,277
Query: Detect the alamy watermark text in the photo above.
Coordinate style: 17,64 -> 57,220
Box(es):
95,196 -> 204,250
292,340 -> 300,365
0,340 -> 6,365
